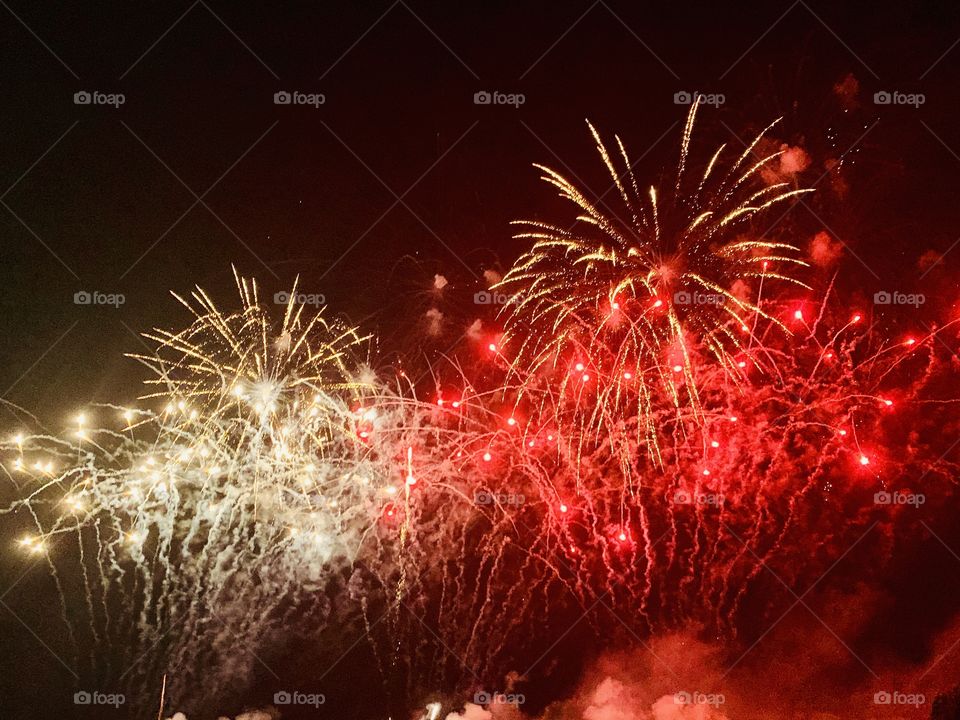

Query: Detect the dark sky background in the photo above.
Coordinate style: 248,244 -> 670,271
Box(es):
2,1 -> 960,719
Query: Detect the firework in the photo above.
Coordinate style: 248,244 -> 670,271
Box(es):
1,270 -> 433,707
2,110 -> 957,717
495,99 -> 813,470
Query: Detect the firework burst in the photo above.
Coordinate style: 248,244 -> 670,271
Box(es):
496,100 -> 813,468
0,270 -> 426,707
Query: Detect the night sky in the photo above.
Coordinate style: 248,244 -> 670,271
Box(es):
2,2 -> 960,719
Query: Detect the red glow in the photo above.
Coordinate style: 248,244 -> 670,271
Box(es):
852,313 -> 861,323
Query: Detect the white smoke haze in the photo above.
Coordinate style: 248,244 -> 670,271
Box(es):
165,711 -> 277,720
430,593 -> 960,720
498,612 -> 960,720
482,270 -> 502,286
